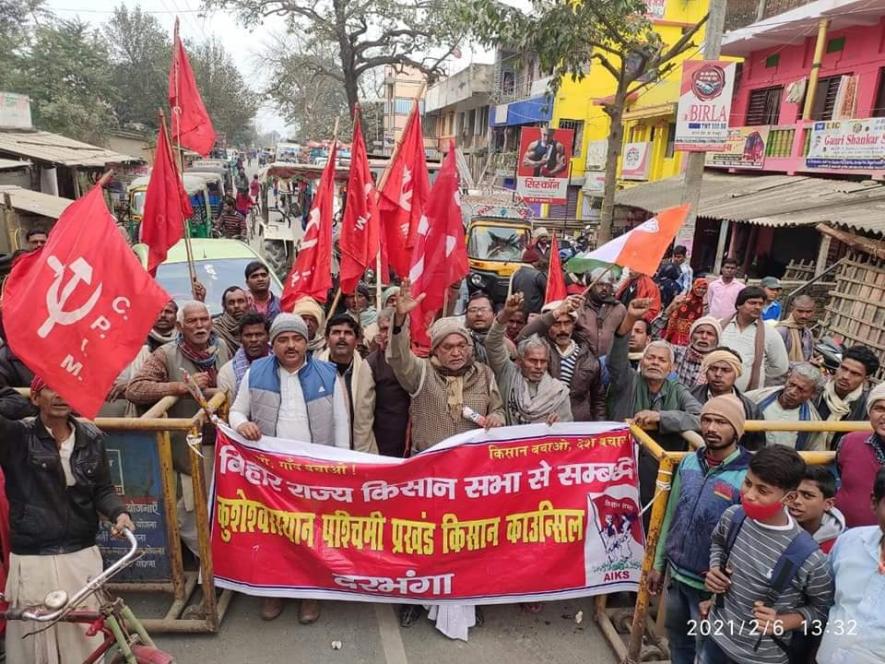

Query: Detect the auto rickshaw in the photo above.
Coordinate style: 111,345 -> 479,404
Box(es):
125,174 -> 214,242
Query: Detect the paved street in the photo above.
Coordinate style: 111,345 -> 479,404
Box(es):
145,595 -> 621,663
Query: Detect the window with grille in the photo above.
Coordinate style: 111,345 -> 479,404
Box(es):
746,86 -> 783,125
558,119 -> 584,156
810,75 -> 847,121
873,69 -> 885,117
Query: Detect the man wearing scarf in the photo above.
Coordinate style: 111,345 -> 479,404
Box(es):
488,293 -> 572,425
670,315 -> 721,388
126,301 -> 231,558
214,287 -> 250,355
464,291 -> 499,364
835,383 -> 885,527
690,348 -> 765,450
217,312 -> 270,404
387,279 -> 504,638
575,267 -> 626,358
817,345 -> 880,449
776,294 -> 816,362
663,278 -> 708,347
746,362 -> 826,451
292,296 -> 327,355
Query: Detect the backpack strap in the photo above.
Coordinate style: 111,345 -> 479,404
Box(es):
767,529 -> 819,595
723,507 -> 747,567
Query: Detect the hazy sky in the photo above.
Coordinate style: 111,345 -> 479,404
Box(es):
44,0 -> 499,136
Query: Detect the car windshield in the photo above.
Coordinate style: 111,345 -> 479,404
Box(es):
155,258 -> 282,316
467,226 -> 529,262
132,191 -> 146,216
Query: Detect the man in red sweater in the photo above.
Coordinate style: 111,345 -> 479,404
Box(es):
835,382 -> 885,527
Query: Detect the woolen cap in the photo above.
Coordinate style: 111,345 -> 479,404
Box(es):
702,394 -> 746,439
269,313 -> 309,343
429,317 -> 473,352
868,382 -> 885,410
690,315 -> 722,341
590,267 -> 614,284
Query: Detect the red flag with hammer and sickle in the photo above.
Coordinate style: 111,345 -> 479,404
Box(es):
3,183 -> 171,418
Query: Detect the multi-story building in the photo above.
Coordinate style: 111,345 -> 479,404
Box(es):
382,65 -> 428,156
424,63 -> 494,181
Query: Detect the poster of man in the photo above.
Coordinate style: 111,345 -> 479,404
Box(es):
517,126 -> 573,203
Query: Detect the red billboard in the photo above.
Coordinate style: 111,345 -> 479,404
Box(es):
516,127 -> 574,204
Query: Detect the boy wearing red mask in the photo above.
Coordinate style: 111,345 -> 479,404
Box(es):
699,446 -> 834,664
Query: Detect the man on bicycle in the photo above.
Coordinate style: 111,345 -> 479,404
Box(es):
216,196 -> 247,240
1,376 -> 134,663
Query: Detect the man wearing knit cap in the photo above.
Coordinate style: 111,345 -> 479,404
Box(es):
835,382 -> 885,527
510,246 -> 548,315
387,279 -> 504,635
2,377 -> 135,662
691,347 -> 764,450
575,267 -> 626,358
649,395 -> 750,664
671,315 -> 722,388
230,312 -> 349,624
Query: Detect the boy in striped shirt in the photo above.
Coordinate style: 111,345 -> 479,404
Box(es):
700,446 -> 834,664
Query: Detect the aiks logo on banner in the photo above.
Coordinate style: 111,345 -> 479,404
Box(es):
675,60 -> 736,152
211,423 -> 643,603
516,127 -> 573,204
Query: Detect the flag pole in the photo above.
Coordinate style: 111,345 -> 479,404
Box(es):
326,116 -> 343,315
170,19 -> 198,298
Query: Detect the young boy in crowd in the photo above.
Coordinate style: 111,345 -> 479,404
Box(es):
816,468 -> 885,664
649,395 -> 751,664
788,466 -> 845,554
700,446 -> 834,664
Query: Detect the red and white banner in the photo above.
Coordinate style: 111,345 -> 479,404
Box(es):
516,127 -> 573,204
210,423 -> 643,603
674,60 -> 737,152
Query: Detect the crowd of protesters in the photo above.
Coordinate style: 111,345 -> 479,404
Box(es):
0,231 -> 884,660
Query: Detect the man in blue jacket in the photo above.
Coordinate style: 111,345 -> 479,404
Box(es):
648,395 -> 750,664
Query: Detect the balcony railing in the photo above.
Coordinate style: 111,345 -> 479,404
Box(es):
725,0 -> 818,30
766,128 -> 796,158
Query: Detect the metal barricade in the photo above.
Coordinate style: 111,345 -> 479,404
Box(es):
596,419 -> 871,664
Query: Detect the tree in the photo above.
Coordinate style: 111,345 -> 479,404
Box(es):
204,0 -> 461,114
186,37 -> 261,145
461,0 -> 706,242
103,5 -> 170,130
0,0 -> 46,90
15,19 -> 118,143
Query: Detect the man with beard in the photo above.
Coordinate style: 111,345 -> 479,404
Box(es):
217,313 -> 270,403
690,347 -> 764,450
609,298 -> 701,514
214,287 -> 250,355
517,295 -> 606,421
776,294 -> 816,363
575,268 -> 626,358
354,308 -> 410,457
464,291 -> 497,364
648,395 -> 750,664
126,301 -> 231,558
487,293 -> 572,426
671,315 -> 721,388
816,345 -> 879,449
244,261 -> 281,322
317,314 -> 377,453
747,362 -> 826,451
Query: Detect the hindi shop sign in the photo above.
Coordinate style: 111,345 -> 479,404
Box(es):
705,127 -> 769,170
805,118 -> 885,170
674,61 -> 736,152
211,423 -> 643,604
516,127 -> 574,204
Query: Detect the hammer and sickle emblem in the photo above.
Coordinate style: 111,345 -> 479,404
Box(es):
37,256 -> 103,339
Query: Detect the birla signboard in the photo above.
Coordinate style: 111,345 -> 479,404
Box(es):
674,61 -> 736,152
516,127 -> 574,204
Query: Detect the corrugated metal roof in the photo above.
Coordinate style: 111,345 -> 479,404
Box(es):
615,172 -> 885,235
0,130 -> 140,167
0,158 -> 31,171
0,186 -> 73,219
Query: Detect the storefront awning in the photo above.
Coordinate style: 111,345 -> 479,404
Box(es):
0,185 -> 73,219
614,172 -> 885,235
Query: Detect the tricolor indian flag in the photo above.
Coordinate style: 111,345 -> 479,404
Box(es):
566,204 -> 690,276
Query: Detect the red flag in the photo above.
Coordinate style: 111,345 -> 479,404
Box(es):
338,112 -> 379,295
544,234 -> 567,304
168,20 -> 217,156
3,184 -> 171,418
142,123 -> 193,276
378,102 -> 430,278
281,143 -> 338,310
407,146 -> 464,349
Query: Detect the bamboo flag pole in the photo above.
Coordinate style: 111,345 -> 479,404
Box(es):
171,19 -> 198,298
326,117 -> 345,315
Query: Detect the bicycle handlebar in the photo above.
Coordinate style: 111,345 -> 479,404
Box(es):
21,528 -> 138,622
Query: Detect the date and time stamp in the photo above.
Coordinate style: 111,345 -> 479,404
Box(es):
687,619 -> 859,637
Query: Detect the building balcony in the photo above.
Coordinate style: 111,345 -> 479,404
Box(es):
424,64 -> 494,114
705,117 -> 885,179
435,133 -> 489,153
